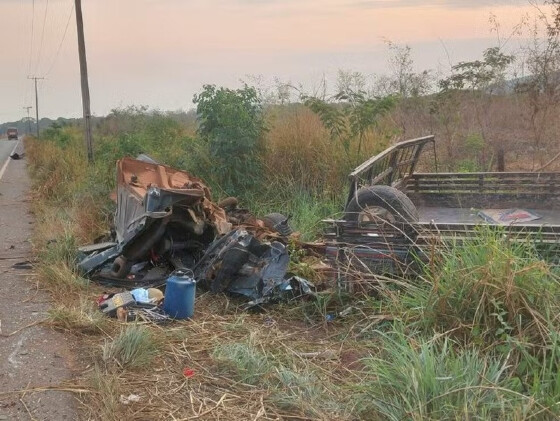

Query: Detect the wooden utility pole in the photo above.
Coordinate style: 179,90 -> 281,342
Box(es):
28,76 -> 44,138
75,0 -> 94,163
23,106 -> 33,134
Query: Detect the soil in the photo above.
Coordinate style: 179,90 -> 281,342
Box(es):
0,143 -> 80,420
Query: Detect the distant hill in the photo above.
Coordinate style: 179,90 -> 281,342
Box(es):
0,110 -> 194,137
0,117 -> 83,136
487,70 -> 560,95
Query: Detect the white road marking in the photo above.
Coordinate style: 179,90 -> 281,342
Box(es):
0,141 -> 21,181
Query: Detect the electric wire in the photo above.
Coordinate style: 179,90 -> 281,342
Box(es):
44,2 -> 75,77
34,0 -> 50,75
26,0 -> 35,76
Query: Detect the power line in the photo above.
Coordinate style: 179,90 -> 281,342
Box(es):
44,1 -> 75,77
23,106 -> 33,134
27,0 -> 35,76
35,0 -> 50,75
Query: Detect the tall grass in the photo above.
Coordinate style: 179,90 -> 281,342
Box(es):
355,327 -> 518,420
397,229 -> 560,346
350,229 -> 560,419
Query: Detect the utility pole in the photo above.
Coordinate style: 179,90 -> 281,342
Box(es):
23,106 -> 33,134
75,0 -> 94,163
28,77 -> 44,138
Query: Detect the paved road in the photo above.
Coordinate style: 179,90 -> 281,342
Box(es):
0,139 -> 18,164
0,141 -> 79,420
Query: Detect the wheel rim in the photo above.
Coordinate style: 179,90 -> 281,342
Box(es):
358,206 -> 396,224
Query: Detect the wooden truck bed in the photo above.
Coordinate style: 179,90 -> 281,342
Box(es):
417,207 -> 560,226
326,135 -> 560,277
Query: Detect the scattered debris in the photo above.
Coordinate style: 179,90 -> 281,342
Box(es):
296,350 -> 338,360
119,394 -> 141,405
11,260 -> 33,270
78,156 -> 314,321
98,292 -> 136,316
98,291 -> 170,323
182,368 -> 195,378
9,152 -> 24,160
478,208 -> 541,224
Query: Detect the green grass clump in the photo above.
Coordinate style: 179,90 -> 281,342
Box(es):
355,327 -> 523,420
402,229 -> 560,345
212,341 -> 272,385
102,325 -> 158,369
39,263 -> 88,292
87,366 -> 123,421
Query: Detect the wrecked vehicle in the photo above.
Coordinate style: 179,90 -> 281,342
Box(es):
78,156 -> 313,313
325,135 -> 560,275
79,156 -> 229,282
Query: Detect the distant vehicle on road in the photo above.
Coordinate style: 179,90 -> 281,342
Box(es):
7,127 -> 18,140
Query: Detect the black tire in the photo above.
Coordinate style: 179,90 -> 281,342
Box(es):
110,256 -> 132,279
261,213 -> 293,236
344,185 -> 419,223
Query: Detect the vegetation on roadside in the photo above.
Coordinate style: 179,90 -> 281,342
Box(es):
23,2 -> 560,419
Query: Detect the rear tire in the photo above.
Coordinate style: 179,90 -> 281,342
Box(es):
344,185 -> 418,224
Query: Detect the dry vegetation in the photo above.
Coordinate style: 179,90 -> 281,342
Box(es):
23,4 -> 560,418
25,88 -> 560,419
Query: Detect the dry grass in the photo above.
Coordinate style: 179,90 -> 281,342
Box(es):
48,299 -> 110,335
76,291 -> 371,420
24,90 -> 560,419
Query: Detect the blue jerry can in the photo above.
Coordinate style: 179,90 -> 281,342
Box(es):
163,270 -> 196,319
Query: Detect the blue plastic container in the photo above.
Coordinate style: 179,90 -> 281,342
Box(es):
163,270 -> 196,319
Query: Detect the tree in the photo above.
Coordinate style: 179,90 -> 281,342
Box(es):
439,47 -> 515,170
193,84 -> 265,193
439,47 -> 515,92
516,0 -> 560,169
373,42 -> 433,136
304,73 -> 395,156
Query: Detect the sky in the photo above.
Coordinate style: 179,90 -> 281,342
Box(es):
0,0 -> 545,122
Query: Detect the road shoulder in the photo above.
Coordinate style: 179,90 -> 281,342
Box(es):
0,143 -> 79,420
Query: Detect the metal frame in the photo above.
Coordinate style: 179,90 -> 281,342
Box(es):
346,135 -> 435,208
330,135 -> 560,277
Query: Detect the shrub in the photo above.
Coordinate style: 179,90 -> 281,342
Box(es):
193,84 -> 265,194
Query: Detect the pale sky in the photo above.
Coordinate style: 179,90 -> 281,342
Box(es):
0,0 -> 540,122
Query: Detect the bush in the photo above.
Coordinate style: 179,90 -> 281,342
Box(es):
193,84 -> 265,194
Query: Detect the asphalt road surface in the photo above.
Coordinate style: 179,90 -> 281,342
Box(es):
0,139 -> 79,420
0,139 -> 18,166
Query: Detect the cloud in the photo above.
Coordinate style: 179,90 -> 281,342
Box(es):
351,0 -> 528,9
